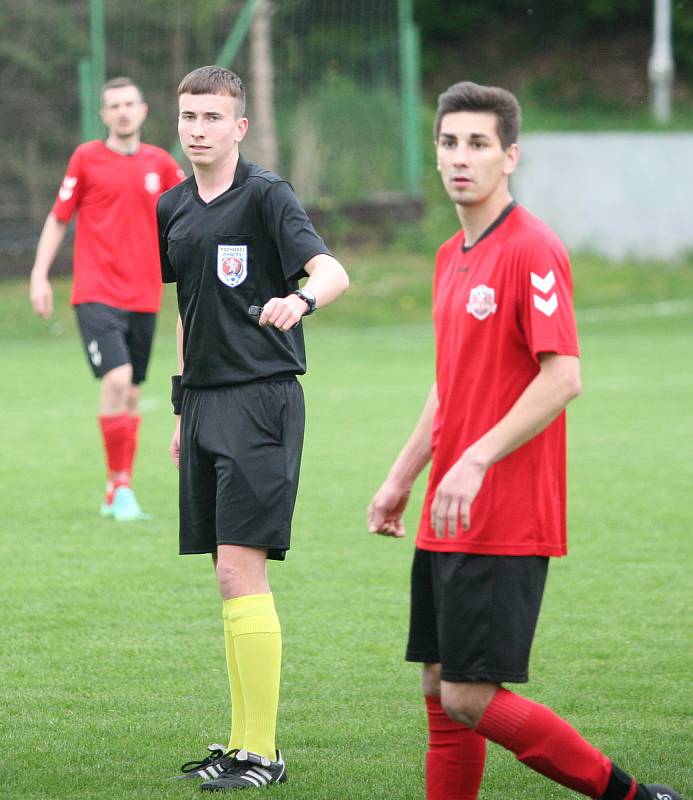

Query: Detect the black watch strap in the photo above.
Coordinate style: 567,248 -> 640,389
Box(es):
292,289 -> 316,315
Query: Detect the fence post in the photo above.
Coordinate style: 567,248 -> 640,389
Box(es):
90,0 -> 106,95
79,0 -> 106,142
648,0 -> 674,124
79,58 -> 95,142
398,0 -> 422,196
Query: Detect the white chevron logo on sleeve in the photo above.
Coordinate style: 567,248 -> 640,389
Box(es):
533,293 -> 558,316
530,270 -> 556,294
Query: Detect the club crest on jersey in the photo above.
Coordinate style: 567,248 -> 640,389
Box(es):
217,244 -> 248,288
58,175 -> 77,202
144,172 -> 161,194
466,284 -> 497,320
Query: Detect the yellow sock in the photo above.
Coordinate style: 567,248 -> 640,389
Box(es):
222,603 -> 245,752
224,593 -> 282,762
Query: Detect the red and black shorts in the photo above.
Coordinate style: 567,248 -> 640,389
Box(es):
74,302 -> 156,384
406,548 -> 549,683
178,379 -> 305,561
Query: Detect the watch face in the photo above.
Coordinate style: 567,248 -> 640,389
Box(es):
295,288 -> 316,314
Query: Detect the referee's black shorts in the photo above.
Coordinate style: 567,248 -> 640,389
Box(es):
406,548 -> 549,683
178,378 -> 305,561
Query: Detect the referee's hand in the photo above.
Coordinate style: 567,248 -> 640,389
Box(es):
258,294 -> 307,332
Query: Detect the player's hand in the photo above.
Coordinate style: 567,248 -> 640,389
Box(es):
169,416 -> 181,470
367,479 -> 411,538
29,272 -> 53,319
430,453 -> 487,538
258,294 -> 307,332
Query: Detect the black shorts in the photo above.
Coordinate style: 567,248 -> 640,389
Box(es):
179,379 -> 305,560
74,302 -> 156,384
406,548 -> 549,683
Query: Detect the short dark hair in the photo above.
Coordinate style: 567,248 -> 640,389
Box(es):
434,81 -> 521,150
177,65 -> 246,115
100,76 -> 143,105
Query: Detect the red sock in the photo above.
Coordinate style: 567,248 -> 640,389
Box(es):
125,414 -> 141,477
99,414 -> 131,501
475,688 -> 613,799
425,695 -> 486,800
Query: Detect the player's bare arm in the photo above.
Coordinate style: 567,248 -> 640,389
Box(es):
169,314 -> 184,470
29,214 -> 68,319
431,353 -> 581,537
368,382 -> 439,538
258,253 -> 349,332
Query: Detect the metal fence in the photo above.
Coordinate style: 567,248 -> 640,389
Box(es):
1,0 -> 421,275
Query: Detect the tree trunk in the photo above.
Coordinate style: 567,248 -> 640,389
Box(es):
249,0 -> 278,171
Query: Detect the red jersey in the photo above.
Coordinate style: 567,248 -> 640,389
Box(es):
416,204 -> 580,557
51,140 -> 184,312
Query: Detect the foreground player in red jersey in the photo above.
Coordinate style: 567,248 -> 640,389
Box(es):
30,77 -> 184,521
367,82 -> 680,800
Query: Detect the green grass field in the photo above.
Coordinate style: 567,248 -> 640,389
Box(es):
1,254 -> 692,799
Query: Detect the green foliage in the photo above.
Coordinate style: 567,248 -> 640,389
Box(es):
280,72 -> 402,205
0,0 -> 88,218
415,0 -> 652,41
521,98 -> 693,130
1,0 -> 407,233
415,0 -> 693,115
262,4 -> 402,205
415,0 -> 692,67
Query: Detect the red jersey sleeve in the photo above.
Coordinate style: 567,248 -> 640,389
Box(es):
517,234 -> 580,360
51,148 -> 84,223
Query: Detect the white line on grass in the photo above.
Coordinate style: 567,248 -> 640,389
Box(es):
350,299 -> 693,337
577,299 -> 693,323
39,397 -> 162,418
584,372 -> 693,393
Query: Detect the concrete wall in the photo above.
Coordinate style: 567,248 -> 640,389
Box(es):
511,132 -> 693,262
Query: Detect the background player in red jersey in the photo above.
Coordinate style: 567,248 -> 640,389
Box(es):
367,82 -> 680,800
30,77 -> 184,521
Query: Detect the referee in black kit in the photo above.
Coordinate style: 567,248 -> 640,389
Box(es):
157,66 -> 349,792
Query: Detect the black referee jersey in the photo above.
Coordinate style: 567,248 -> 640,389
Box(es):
157,157 -> 331,388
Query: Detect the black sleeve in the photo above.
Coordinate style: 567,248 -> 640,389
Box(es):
262,181 -> 332,280
157,194 -> 176,283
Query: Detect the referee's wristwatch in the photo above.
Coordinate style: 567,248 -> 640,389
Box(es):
292,288 -> 317,315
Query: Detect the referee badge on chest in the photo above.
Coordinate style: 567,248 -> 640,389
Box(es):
466,284 -> 497,320
217,244 -> 248,288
